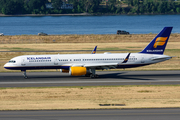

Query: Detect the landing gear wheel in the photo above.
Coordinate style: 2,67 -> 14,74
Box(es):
90,74 -> 98,78
90,74 -> 95,78
95,74 -> 98,78
85,74 -> 90,77
22,70 -> 28,79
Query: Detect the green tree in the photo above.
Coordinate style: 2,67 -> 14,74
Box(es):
70,0 -> 79,13
40,5 -> 45,14
139,4 -> 144,13
176,7 -> 180,13
130,7 -> 137,13
81,0 -> 93,12
116,7 -> 122,14
14,0 -> 24,14
154,2 -> 159,13
126,0 -> 133,6
0,0 -> 6,12
28,0 -> 47,13
109,0 -> 116,5
52,0 -> 63,9
1,7 -> 5,14
23,3 -> 30,13
77,4 -> 82,13
1,0 -> 24,14
110,5 -> 116,13
170,2 -> 176,13
77,0 -> 85,12
89,0 -> 101,13
157,2 -> 164,13
151,2 -> 156,14
122,8 -> 127,14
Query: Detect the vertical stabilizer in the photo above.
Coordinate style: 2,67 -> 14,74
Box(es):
140,27 -> 173,54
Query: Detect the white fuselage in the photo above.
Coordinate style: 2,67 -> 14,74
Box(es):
4,53 -> 171,71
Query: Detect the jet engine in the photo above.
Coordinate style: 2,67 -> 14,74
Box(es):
69,66 -> 87,76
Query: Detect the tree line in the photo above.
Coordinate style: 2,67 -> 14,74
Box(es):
0,0 -> 180,15
126,0 -> 180,14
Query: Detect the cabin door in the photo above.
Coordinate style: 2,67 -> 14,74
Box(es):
141,56 -> 145,63
21,57 -> 26,66
54,57 -> 58,65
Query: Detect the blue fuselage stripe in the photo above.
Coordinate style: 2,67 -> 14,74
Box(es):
4,64 -> 150,70
4,66 -> 70,70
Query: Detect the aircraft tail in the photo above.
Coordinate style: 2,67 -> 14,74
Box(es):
140,27 -> 173,54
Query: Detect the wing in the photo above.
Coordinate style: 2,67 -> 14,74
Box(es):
84,63 -> 118,69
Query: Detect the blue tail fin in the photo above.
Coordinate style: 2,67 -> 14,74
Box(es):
91,46 -> 97,54
140,27 -> 173,54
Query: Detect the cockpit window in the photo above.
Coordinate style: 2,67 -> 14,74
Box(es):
8,60 -> 16,63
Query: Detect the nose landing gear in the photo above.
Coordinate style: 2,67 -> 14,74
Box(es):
22,70 -> 28,79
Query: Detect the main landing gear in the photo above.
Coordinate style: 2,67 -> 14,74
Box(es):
85,68 -> 98,78
90,74 -> 98,78
22,70 -> 28,79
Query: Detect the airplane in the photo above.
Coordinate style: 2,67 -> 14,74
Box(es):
4,27 -> 173,79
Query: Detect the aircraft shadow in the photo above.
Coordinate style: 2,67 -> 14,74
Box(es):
1,72 -> 180,82
93,72 -> 180,81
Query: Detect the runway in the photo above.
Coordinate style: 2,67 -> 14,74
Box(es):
0,109 -> 180,120
0,71 -> 180,87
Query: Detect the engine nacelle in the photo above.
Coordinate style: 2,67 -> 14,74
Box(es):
69,66 -> 87,76
60,69 -> 69,73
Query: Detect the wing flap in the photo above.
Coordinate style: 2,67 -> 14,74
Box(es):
84,63 -> 118,68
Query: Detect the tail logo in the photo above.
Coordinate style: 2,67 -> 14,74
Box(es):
153,37 -> 168,48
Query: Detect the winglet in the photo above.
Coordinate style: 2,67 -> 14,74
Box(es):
91,46 -> 97,54
140,27 -> 173,54
122,53 -> 131,63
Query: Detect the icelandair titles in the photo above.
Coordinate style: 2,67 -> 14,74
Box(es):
27,57 -> 51,60
147,49 -> 163,52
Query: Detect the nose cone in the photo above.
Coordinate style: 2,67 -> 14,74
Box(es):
4,63 -> 8,69
4,63 -> 7,68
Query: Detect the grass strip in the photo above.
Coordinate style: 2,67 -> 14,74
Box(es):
1,85 -> 180,110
